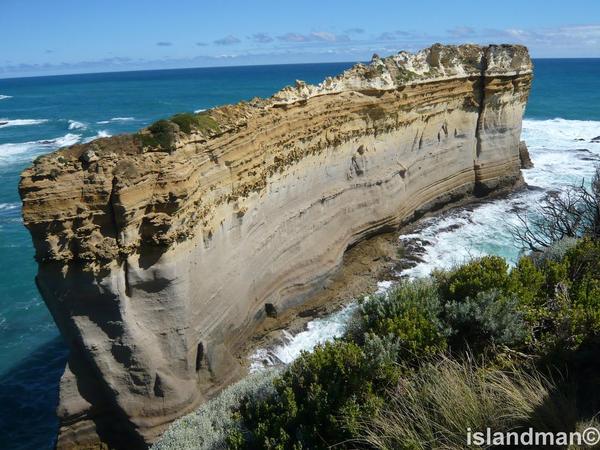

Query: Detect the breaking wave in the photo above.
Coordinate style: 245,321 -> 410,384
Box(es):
0,119 -> 48,128
97,117 -> 135,124
0,203 -> 19,212
83,130 -> 111,143
0,134 -> 81,165
67,120 -> 86,130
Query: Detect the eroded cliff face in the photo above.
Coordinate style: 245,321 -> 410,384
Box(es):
19,44 -> 532,449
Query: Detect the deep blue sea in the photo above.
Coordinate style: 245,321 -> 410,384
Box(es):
1,59 -> 599,450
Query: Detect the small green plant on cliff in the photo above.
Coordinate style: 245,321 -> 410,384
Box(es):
171,112 -> 220,134
137,112 -> 220,152
395,68 -> 418,83
137,119 -> 178,152
444,289 -> 528,352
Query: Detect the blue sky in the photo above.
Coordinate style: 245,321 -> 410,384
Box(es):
2,0 -> 600,78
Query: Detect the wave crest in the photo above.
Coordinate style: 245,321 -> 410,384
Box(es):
97,117 -> 135,124
0,133 -> 81,165
68,120 -> 86,130
0,119 -> 48,128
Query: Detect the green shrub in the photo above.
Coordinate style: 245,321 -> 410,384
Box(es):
510,256 -> 545,306
171,112 -> 220,134
514,239 -> 600,357
139,119 -> 178,152
138,112 -> 220,152
152,369 -> 279,450
355,280 -> 448,363
531,237 -> 579,266
194,112 -> 221,133
230,340 -> 391,449
565,238 -> 600,306
170,113 -> 198,133
434,256 -> 512,302
358,356 -> 574,450
445,289 -> 528,352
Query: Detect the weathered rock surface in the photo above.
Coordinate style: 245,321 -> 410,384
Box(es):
19,43 -> 532,449
519,140 -> 534,169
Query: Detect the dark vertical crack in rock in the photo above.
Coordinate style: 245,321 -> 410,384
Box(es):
109,176 -> 131,296
475,47 -> 489,158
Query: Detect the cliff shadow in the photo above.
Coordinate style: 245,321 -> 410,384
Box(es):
0,337 -> 68,450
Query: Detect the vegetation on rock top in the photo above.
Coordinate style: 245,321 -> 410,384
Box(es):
136,111 -> 220,152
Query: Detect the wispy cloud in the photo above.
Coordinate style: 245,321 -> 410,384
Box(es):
464,24 -> 600,52
345,28 -> 365,34
214,35 -> 241,45
375,30 -> 424,42
4,23 -> 600,78
377,31 -> 399,41
250,32 -> 273,43
277,32 -> 309,42
447,26 -> 476,38
277,31 -> 350,43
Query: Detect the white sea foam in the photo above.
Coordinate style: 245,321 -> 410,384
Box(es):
0,133 -> 81,165
0,95 -> 12,100
194,108 -> 206,113
0,203 -> 19,212
248,280 -> 394,372
97,117 -> 135,124
399,118 -> 600,278
248,117 -> 600,369
68,120 -> 86,130
249,303 -> 358,372
0,119 -> 48,128
53,133 -> 81,147
83,130 -> 111,143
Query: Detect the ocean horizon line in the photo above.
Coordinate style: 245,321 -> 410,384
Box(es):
1,56 -> 599,83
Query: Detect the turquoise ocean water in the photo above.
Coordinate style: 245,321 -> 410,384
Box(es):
0,59 -> 599,449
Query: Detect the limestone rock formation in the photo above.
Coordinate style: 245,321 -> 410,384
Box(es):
19,44 -> 532,449
519,140 -> 534,169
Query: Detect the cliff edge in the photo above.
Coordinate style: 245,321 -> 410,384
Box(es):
19,44 -> 532,449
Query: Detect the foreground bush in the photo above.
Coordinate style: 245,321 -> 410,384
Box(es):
353,280 -> 448,364
152,369 -> 279,450
358,356 -> 575,450
445,289 -> 527,352
228,340 -> 396,449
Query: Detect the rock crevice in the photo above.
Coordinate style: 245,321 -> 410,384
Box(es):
19,43 -> 533,449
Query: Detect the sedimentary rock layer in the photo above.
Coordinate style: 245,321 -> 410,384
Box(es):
19,44 -> 532,449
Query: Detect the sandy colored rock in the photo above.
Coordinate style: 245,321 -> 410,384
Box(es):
19,43 -> 532,449
519,140 -> 534,168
